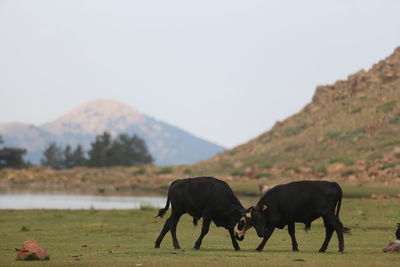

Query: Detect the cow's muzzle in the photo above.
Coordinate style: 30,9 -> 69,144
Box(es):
235,232 -> 244,241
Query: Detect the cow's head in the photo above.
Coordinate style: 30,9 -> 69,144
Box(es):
234,205 -> 268,240
234,209 -> 253,241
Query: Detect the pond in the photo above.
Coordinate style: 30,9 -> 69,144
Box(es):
0,193 -> 167,210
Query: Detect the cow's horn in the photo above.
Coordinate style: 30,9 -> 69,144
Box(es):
245,212 -> 251,218
262,204 -> 268,211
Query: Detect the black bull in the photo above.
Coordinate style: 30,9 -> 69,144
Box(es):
234,180 -> 351,252
155,177 -> 245,250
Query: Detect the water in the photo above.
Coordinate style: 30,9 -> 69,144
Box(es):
0,193 -> 167,210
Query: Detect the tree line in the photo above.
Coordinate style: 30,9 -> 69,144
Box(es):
0,135 -> 29,169
0,132 -> 153,170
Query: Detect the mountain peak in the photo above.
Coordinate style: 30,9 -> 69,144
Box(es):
42,99 -> 144,135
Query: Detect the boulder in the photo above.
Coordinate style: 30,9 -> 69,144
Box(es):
16,240 -> 49,261
383,240 -> 400,253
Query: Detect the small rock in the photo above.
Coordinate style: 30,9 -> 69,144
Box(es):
16,240 -> 49,261
383,240 -> 400,253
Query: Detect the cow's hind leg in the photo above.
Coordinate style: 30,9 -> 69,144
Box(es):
194,217 -> 211,250
155,217 -> 172,248
228,228 -> 240,251
170,213 -> 183,249
319,216 -> 334,253
288,222 -> 299,251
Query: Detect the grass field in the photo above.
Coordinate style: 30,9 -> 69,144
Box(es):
0,198 -> 399,266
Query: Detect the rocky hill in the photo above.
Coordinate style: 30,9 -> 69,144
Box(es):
197,47 -> 400,186
0,99 -> 225,165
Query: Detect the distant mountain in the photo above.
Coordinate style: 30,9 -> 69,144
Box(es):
198,47 -> 400,183
0,99 -> 225,165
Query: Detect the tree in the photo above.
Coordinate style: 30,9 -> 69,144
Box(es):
0,147 -> 27,169
87,132 -> 153,167
87,132 -> 113,167
41,142 -> 64,169
109,134 -> 153,166
0,135 -> 28,169
63,145 -> 74,169
71,145 -> 86,167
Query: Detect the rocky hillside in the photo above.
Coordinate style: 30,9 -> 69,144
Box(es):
197,47 -> 400,186
0,99 -> 225,165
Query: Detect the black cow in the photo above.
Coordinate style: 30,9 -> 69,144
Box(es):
396,223 -> 400,240
155,177 -> 245,250
234,180 -> 350,252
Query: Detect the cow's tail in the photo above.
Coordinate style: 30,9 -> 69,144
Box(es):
155,194 -> 170,218
334,182 -> 351,235
155,180 -> 180,218
335,182 -> 343,219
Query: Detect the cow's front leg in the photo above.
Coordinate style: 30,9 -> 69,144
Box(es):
228,228 -> 240,251
256,226 -> 275,252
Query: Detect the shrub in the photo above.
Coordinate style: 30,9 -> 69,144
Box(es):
378,101 -> 396,113
380,162 -> 396,170
328,156 -> 355,166
231,170 -> 244,176
325,131 -> 340,139
20,226 -> 29,232
283,124 -> 306,137
285,165 -> 299,172
338,127 -> 366,141
98,188 -> 105,194
183,168 -> 192,175
140,205 -> 157,211
390,114 -> 400,124
367,152 -> 383,160
254,173 -> 272,179
341,169 -> 356,176
284,144 -> 301,152
156,167 -> 173,175
133,168 -> 145,176
379,139 -> 400,148
313,164 -> 327,175
263,163 -> 273,169
351,107 -> 362,114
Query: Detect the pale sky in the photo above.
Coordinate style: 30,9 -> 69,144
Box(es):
1,0 -> 400,148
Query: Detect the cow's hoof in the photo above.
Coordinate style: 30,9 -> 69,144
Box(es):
234,247 -> 240,251
292,248 -> 299,252
255,248 -> 262,252
318,249 -> 326,253
338,250 -> 345,254
155,244 -> 160,248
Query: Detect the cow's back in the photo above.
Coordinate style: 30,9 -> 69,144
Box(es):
170,177 -> 243,219
259,180 -> 341,225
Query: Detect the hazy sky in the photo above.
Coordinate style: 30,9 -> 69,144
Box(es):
1,0 -> 400,148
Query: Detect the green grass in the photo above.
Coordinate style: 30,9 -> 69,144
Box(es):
1,198 -> 400,266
